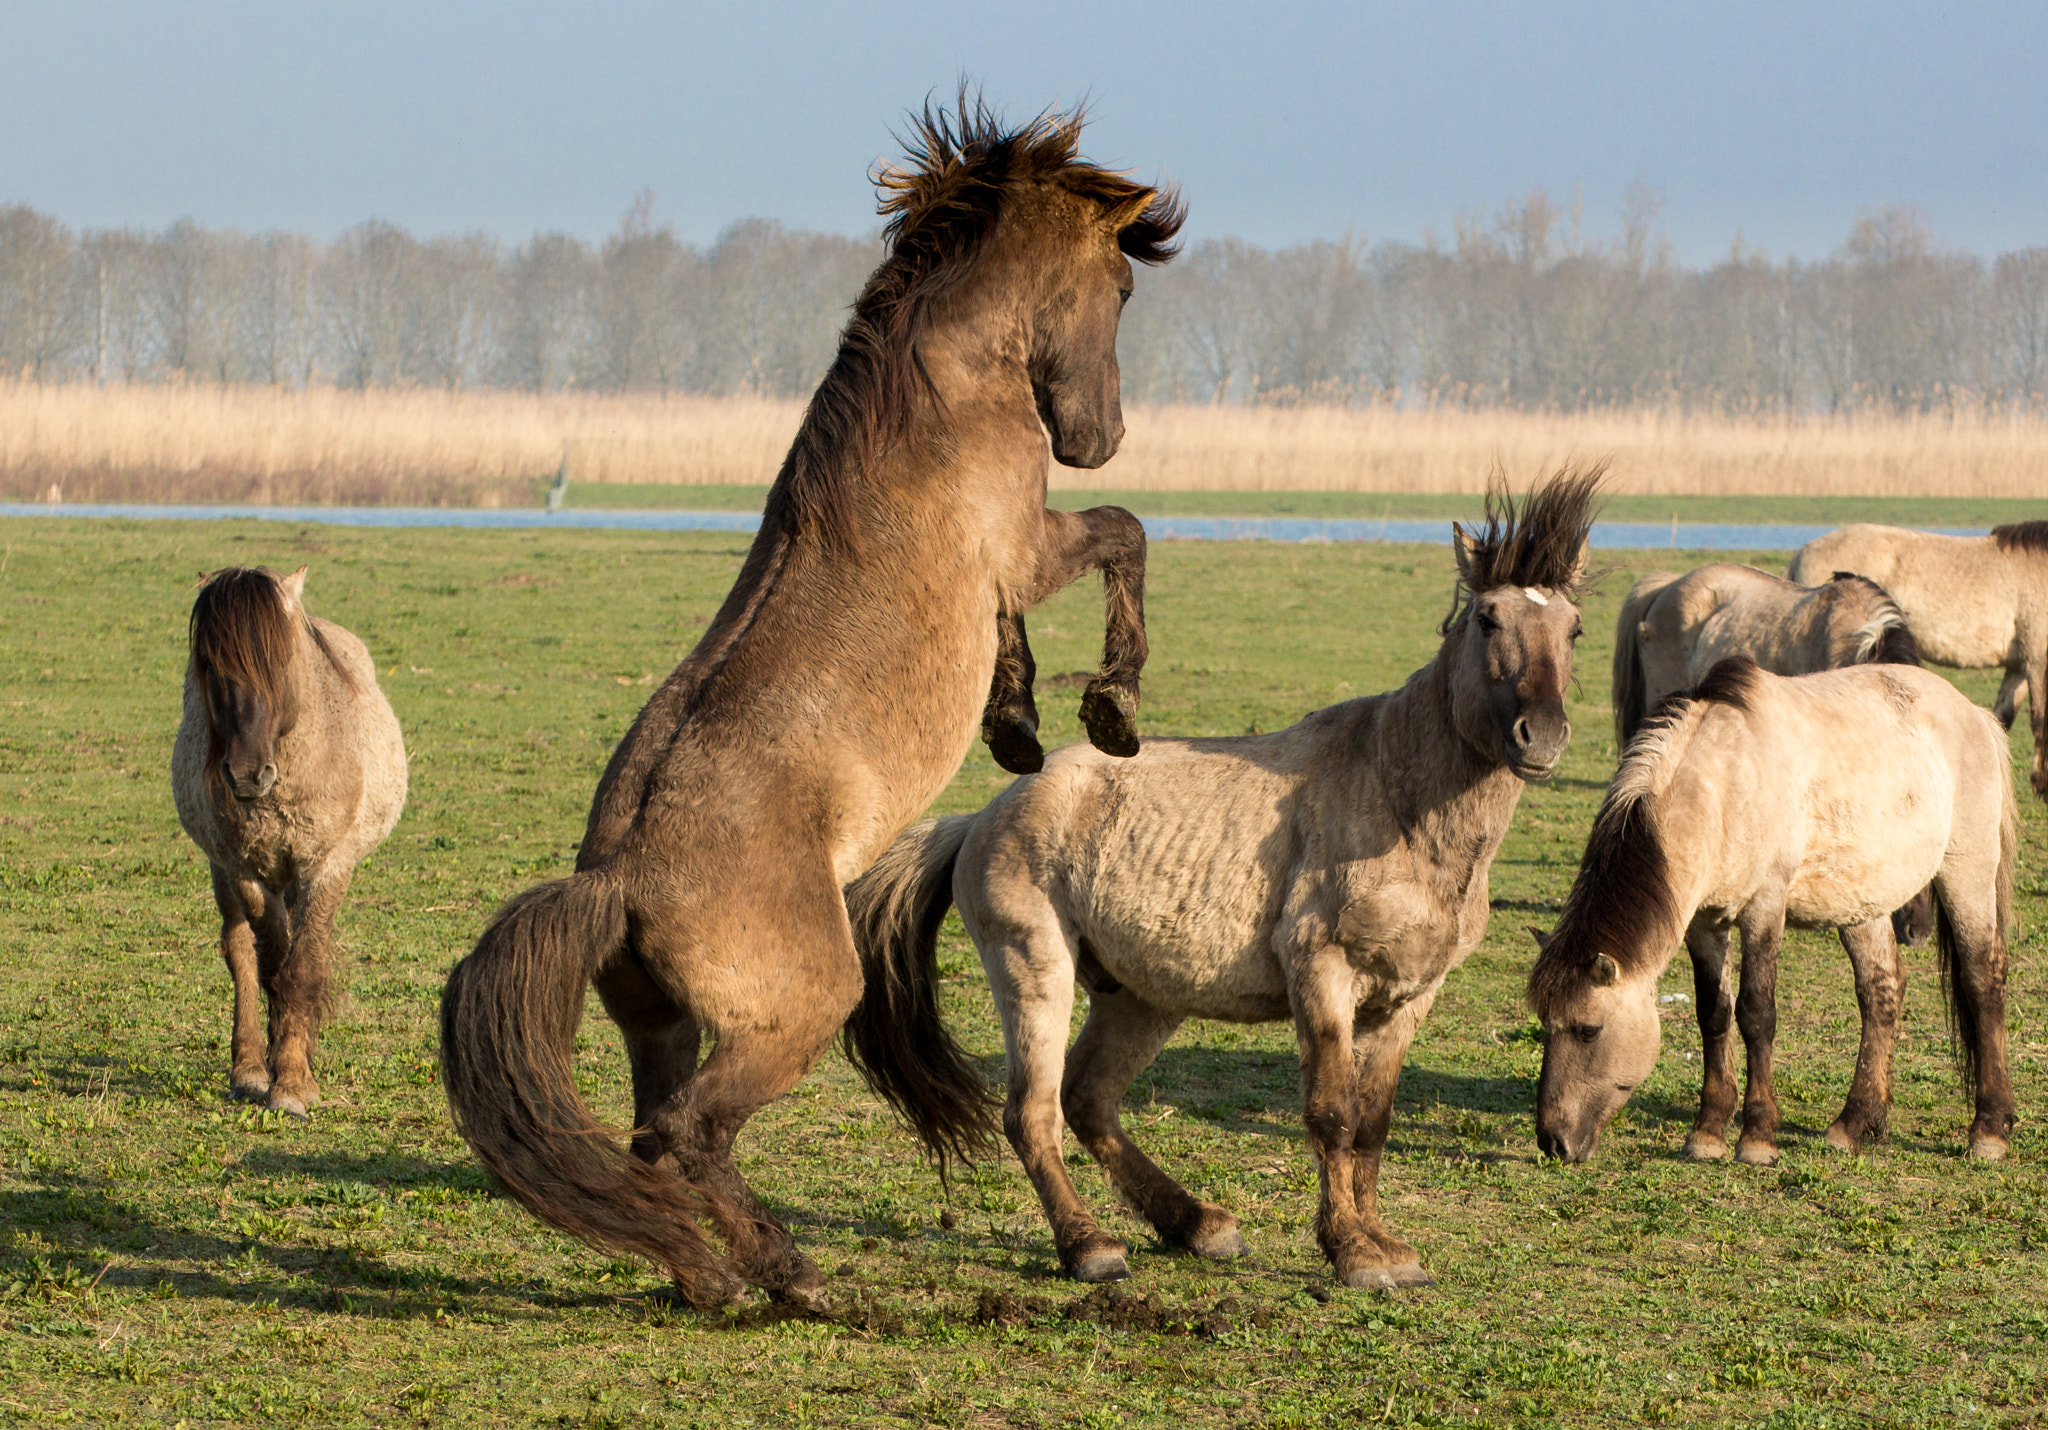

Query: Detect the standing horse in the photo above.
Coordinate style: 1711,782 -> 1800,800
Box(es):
845,472 -> 1601,1290
1611,562 -> 1933,943
1789,522 -> 2048,796
438,99 -> 1184,1311
171,566 -> 407,1116
1529,659 -> 2016,1167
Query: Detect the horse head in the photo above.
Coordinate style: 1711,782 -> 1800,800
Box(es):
1444,470 -> 1600,780
190,565 -> 309,801
1527,934 -> 1663,1162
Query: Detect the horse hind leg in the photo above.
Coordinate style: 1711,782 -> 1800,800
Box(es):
1732,905 -> 1786,1166
1062,987 -> 1245,1267
211,868 -> 270,1102
1826,918 -> 1904,1155
593,956 -> 703,1171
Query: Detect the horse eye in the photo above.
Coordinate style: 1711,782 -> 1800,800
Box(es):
1569,624 -> 1584,642
1118,287 -> 1133,306
1476,611 -> 1502,633
1573,1025 -> 1603,1044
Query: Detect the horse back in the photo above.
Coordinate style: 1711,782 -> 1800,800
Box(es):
1791,526 -> 2022,669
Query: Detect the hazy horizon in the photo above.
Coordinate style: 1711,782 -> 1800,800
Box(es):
3,2 -> 2045,263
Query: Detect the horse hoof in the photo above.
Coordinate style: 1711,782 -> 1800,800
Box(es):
1338,1265 -> 1396,1291
1187,1226 -> 1247,1260
1684,1134 -> 1728,1161
1072,1248 -> 1130,1283
266,1090 -> 313,1119
986,718 -> 1045,776
230,1076 -> 271,1103
1823,1123 -> 1861,1155
1387,1260 -> 1433,1289
1079,684 -> 1140,759
674,1270 -> 748,1311
1967,1136 -> 2009,1162
1734,1141 -> 1779,1167
773,1280 -> 835,1316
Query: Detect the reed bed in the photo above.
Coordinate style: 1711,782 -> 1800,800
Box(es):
3,378 -> 2044,503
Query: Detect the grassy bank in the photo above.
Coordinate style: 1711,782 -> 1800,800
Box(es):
1,519 -> 2043,1427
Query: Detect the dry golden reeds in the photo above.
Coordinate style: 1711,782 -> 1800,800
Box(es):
3,379 -> 2044,504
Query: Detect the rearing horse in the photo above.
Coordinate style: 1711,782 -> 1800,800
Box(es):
440,98 -> 1183,1311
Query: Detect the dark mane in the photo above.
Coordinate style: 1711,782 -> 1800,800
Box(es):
1825,572 -> 1922,666
190,567 -> 300,723
766,89 -> 1185,548
1527,656 -> 1760,1014
1992,521 -> 2048,554
1442,461 -> 1605,633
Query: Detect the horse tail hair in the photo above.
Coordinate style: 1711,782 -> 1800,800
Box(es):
440,872 -> 738,1305
1930,743 -> 2018,1095
842,814 -> 999,1175
1612,572 -> 1679,749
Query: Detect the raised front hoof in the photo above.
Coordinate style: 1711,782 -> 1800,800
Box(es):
1079,683 -> 1140,759
1683,1132 -> 1730,1161
985,717 -> 1045,776
1734,1140 -> 1780,1167
1966,1134 -> 2010,1162
1068,1243 -> 1131,1284
1185,1224 -> 1248,1261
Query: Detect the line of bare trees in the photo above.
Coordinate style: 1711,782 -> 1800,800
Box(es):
3,188 -> 2045,413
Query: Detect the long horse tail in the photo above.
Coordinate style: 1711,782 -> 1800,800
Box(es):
1930,739 -> 2019,1093
1612,572 -> 1680,750
440,872 -> 736,1304
842,814 -> 999,1174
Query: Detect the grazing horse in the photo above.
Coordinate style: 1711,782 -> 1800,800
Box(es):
1530,659 -> 2016,1167
1611,562 -> 1933,944
1789,522 -> 2048,796
845,471 -> 1601,1290
438,99 -> 1184,1311
171,566 -> 406,1116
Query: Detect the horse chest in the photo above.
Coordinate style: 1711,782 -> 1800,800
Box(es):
1334,879 -> 1465,1006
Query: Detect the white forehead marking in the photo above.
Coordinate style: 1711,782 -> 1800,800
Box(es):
1523,587 -> 1550,605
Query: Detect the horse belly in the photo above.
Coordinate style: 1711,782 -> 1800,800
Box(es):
1785,792 -> 1948,928
1089,922 -> 1293,1023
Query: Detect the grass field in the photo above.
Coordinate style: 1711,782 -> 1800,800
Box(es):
5,380 -> 2046,507
1,517 -> 2045,1428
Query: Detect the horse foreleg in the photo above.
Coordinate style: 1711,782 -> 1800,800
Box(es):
1289,948 -> 1386,1287
1993,665 -> 2023,732
1064,991 -> 1243,1263
1347,990 -> 1436,1288
266,866 -> 351,1118
981,609 -> 1045,775
1031,506 -> 1148,759
1683,919 -> 1739,1160
1733,904 -> 1785,1165
210,867 -> 270,1102
1827,918 -> 1903,1154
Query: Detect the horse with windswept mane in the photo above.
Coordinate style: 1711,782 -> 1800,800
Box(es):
439,96 -> 1184,1311
1611,562 -> 1933,944
1789,522 -> 2048,796
845,470 -> 1601,1290
171,565 -> 406,1116
1530,658 -> 2016,1167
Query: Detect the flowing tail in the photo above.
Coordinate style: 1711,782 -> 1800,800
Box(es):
1931,750 -> 2019,1093
1612,572 -> 1680,749
842,815 -> 999,1174
440,873 -> 738,1305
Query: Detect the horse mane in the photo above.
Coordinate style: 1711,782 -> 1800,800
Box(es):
766,89 -> 1186,549
1441,460 -> 1605,633
190,566 -> 354,715
1825,572 -> 1922,666
1527,656 -> 1762,1014
1991,521 -> 2048,554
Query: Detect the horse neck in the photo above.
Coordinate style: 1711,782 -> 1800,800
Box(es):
1371,649 -> 1526,873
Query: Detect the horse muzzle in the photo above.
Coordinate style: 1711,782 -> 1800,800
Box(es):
1534,1120 -> 1595,1164
225,759 -> 279,801
1506,709 -> 1570,781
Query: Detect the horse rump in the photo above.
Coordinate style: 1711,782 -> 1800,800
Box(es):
439,872 -> 740,1305
842,815 -> 999,1175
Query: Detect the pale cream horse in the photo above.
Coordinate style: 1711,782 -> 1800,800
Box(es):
845,472 -> 1601,1290
1790,522 -> 2048,795
172,566 -> 407,1116
1530,658 -> 2015,1167
1611,562 -> 1933,942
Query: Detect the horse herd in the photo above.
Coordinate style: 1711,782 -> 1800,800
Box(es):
163,102 -> 2029,1312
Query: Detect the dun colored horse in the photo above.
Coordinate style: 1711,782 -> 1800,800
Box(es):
846,472 -> 1601,1289
1611,562 -> 1933,943
171,566 -> 407,1116
439,99 -> 1183,1311
1530,658 -> 2016,1166
1789,522 -> 2048,796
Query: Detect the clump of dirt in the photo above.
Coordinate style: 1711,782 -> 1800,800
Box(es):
982,1285 -> 1279,1338
972,1289 -> 1055,1326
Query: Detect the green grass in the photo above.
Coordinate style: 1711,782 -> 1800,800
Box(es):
560,482 -> 2038,528
2,518 -> 2045,1428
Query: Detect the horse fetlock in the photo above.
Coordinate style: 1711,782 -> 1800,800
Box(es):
1078,681 -> 1140,758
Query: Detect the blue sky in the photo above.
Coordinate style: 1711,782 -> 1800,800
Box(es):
3,2 -> 2043,262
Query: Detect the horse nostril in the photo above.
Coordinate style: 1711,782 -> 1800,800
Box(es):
1535,1127 -> 1566,1160
1513,716 -> 1533,749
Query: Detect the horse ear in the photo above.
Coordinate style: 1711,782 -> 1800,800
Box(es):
1526,925 -> 1553,951
1104,189 -> 1156,231
1452,522 -> 1479,586
282,566 -> 308,604
1591,953 -> 1621,987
